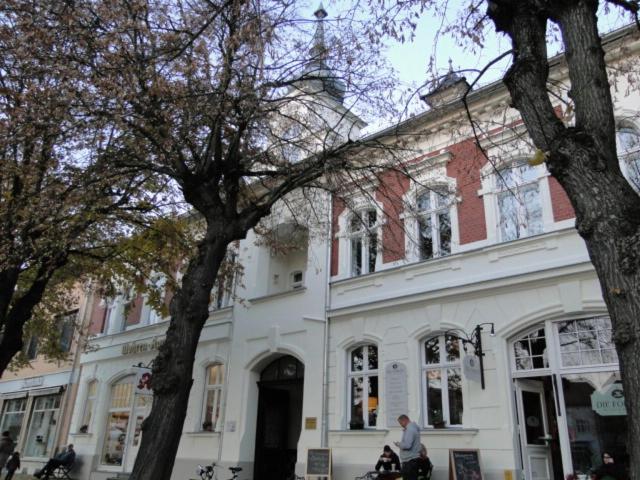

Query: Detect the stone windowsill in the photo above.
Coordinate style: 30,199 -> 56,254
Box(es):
184,431 -> 221,437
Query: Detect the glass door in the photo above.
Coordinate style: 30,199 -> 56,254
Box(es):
515,379 -> 555,480
124,393 -> 152,472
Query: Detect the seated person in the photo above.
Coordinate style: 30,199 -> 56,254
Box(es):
592,452 -> 627,480
417,444 -> 433,479
374,445 -> 401,474
35,444 -> 76,479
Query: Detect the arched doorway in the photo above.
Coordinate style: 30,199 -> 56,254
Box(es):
254,355 -> 304,480
509,316 -> 628,479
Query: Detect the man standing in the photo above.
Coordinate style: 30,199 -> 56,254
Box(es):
394,414 -> 421,480
0,431 -> 13,471
34,444 -> 75,479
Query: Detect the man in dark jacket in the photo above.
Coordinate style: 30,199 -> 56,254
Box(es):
34,444 -> 75,479
0,431 -> 14,471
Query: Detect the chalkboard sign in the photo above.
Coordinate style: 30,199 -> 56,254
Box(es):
306,448 -> 331,478
449,449 -> 483,480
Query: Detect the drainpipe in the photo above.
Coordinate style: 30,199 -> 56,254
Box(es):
57,286 -> 94,450
321,193 -> 333,448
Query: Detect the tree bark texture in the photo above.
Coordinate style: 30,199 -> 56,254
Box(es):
488,1 -> 640,477
129,227 -> 230,480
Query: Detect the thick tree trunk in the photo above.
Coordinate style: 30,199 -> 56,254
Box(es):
129,225 -> 230,480
488,1 -> 640,478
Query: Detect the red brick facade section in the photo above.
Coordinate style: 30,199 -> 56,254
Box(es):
548,176 -> 575,221
330,197 -> 346,276
376,170 -> 410,263
446,139 -> 488,244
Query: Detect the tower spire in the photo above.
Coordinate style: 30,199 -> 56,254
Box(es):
310,3 -> 328,64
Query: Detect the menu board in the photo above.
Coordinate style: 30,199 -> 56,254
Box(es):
306,448 -> 331,478
449,449 -> 482,480
385,362 -> 409,425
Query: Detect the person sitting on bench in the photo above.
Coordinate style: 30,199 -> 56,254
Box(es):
35,444 -> 75,479
374,445 -> 401,476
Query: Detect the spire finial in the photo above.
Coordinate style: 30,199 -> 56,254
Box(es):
448,58 -> 454,73
314,3 -> 327,19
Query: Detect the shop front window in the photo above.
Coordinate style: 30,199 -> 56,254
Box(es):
561,371 -> 628,477
0,398 -> 26,443
24,394 -> 61,458
348,344 -> 379,429
102,377 -> 134,466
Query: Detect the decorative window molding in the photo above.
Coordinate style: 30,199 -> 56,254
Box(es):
347,344 -> 379,429
479,157 -> 552,245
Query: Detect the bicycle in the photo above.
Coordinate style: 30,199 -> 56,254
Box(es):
194,462 -> 243,480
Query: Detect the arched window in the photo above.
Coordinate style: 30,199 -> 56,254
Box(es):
495,160 -> 543,242
616,126 -> 640,191
512,326 -> 548,371
79,380 -> 98,433
347,344 -> 378,429
422,334 -> 463,427
202,364 -> 225,432
416,188 -> 452,260
102,376 -> 135,466
349,209 -> 378,276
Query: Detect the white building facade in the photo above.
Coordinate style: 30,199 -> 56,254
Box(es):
63,22 -> 640,480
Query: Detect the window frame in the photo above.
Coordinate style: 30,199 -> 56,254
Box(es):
347,209 -> 380,277
80,379 -> 98,433
421,334 -> 464,428
346,343 -> 379,429
415,188 -> 453,260
616,124 -> 640,192
201,364 -> 225,432
493,160 -> 545,242
101,375 -> 136,466
0,398 -> 27,444
23,394 -> 62,458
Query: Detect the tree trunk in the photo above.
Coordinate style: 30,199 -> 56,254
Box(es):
129,227 -> 230,480
488,1 -> 640,477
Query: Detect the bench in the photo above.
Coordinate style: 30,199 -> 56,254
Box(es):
51,462 -> 74,480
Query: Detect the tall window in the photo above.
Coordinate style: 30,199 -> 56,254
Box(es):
616,126 -> 640,191
24,394 -> 61,458
422,334 -> 463,427
102,376 -> 135,466
202,364 -> 225,431
349,209 -> 378,277
348,344 -> 378,429
80,380 -> 98,433
496,161 -> 543,241
0,398 -> 26,442
416,189 -> 452,260
58,311 -> 77,353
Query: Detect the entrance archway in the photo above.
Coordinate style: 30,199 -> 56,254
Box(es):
254,355 -> 304,480
509,316 -> 628,479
